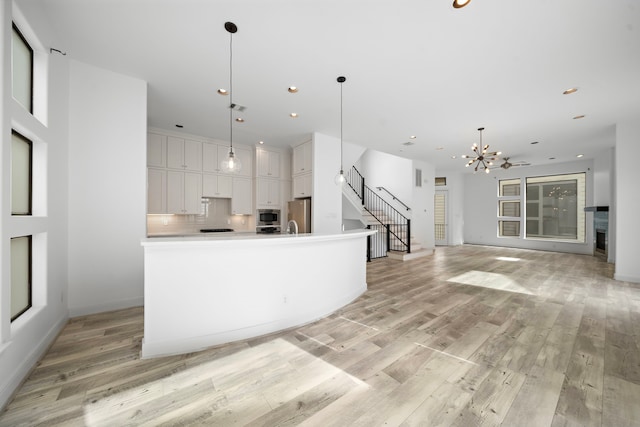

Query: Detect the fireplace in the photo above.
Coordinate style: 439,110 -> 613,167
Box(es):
584,206 -> 608,258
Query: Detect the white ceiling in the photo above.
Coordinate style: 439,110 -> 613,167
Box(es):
34,0 -> 640,172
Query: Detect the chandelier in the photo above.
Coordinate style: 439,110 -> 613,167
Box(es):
462,127 -> 501,174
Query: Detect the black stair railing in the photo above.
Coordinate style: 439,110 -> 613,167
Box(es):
347,166 -> 411,257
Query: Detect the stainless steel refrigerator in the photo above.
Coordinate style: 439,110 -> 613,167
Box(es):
288,198 -> 312,233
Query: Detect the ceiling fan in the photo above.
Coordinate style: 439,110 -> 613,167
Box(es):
492,157 -> 531,170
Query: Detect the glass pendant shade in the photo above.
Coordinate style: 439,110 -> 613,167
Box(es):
221,148 -> 242,173
334,169 -> 345,186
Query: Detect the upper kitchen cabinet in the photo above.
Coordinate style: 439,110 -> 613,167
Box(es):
292,140 -> 312,175
203,143 -> 253,177
147,168 -> 167,213
202,174 -> 232,198
257,148 -> 281,179
167,136 -> 202,172
147,133 -> 167,167
167,170 -> 202,214
231,177 -> 252,215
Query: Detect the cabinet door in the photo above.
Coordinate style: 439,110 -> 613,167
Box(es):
167,170 -> 185,213
235,146 -> 252,177
257,149 -> 281,178
147,133 -> 166,167
202,143 -> 220,173
232,177 -> 252,215
147,168 -> 166,213
257,179 -> 281,207
167,136 -> 184,169
183,172 -> 203,214
293,173 -> 312,198
203,174 -> 233,198
183,139 -> 202,171
293,141 -> 312,175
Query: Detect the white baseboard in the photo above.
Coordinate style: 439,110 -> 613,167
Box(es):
614,273 -> 640,284
69,296 -> 144,318
0,315 -> 68,410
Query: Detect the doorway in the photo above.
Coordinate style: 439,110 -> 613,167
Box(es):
434,190 -> 448,245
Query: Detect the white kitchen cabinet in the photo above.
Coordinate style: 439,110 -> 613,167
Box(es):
256,179 -> 281,207
147,168 -> 166,213
231,177 -> 253,215
202,173 -> 232,198
234,146 -> 252,177
257,148 -> 281,178
147,133 -> 167,168
167,170 -> 202,214
292,140 -> 312,176
293,173 -> 312,198
167,136 -> 202,171
203,143 -> 230,173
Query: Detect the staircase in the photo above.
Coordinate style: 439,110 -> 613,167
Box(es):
344,166 -> 431,261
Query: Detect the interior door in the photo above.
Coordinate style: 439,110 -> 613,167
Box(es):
434,190 -> 448,245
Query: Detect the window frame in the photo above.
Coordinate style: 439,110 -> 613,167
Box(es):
12,22 -> 34,114
497,178 -> 522,238
524,172 -> 586,242
10,235 -> 33,322
11,130 -> 33,216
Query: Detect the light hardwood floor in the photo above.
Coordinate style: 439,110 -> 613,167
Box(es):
1,244 -> 639,426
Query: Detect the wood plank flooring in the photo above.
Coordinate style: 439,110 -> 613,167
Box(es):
2,244 -> 639,426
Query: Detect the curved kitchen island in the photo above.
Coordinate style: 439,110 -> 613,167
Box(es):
140,229 -> 374,358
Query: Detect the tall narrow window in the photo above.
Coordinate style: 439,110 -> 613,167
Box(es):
11,236 -> 32,321
11,131 -> 32,215
12,23 -> 33,113
525,173 -> 585,241
498,178 -> 521,237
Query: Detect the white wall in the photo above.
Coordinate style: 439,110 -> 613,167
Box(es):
311,132 -> 342,234
593,147 -> 612,207
412,160 -> 436,250
614,120 -> 640,283
463,159 -> 594,255
67,61 -> 147,316
1,1 -> 70,408
360,150 -> 413,205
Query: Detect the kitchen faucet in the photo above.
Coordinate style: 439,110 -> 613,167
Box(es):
286,220 -> 299,235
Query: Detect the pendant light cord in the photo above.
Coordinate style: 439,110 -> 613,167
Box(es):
229,30 -> 233,153
340,80 -> 343,171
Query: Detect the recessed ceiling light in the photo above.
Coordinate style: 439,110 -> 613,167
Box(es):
573,115 -> 586,119
410,135 -> 417,139
402,141 -> 415,146
217,89 -> 228,95
531,141 -> 539,145
258,140 -> 264,145
436,147 -> 444,150
175,124 -> 183,128
453,0 -> 471,8
290,113 -> 298,118
549,157 -> 555,160
577,154 -> 584,158
235,117 -> 244,123
451,155 -> 457,159
563,88 -> 578,95
288,86 -> 298,93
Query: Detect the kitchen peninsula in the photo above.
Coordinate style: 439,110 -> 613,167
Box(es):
140,229 -> 374,358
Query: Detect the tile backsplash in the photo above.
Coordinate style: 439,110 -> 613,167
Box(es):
147,198 -> 255,236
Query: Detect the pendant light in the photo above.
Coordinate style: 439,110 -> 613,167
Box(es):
334,76 -> 346,185
461,127 -> 502,174
221,21 -> 242,173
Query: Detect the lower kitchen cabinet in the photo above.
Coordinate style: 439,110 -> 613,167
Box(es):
167,170 -> 202,214
231,177 -> 252,215
202,173 -> 232,198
